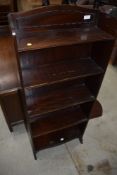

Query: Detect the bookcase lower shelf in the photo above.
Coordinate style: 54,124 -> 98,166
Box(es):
30,105 -> 87,137
33,124 -> 84,151
28,99 -> 102,156
26,82 -> 95,117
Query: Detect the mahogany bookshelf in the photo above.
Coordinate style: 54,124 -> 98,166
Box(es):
9,5 -> 115,159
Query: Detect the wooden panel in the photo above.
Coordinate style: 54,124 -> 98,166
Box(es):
0,90 -> 24,131
0,36 -> 20,94
25,81 -> 95,117
0,36 -> 22,131
30,105 -> 87,137
111,40 -> 117,66
90,100 -> 103,119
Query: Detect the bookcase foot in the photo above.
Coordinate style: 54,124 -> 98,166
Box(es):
79,137 -> 83,144
33,151 -> 37,160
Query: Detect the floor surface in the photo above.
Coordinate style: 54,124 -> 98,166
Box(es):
0,65 -> 117,175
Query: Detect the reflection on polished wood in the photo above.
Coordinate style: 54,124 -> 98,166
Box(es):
18,27 -> 113,52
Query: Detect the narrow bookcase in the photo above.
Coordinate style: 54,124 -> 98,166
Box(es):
9,5 -> 115,159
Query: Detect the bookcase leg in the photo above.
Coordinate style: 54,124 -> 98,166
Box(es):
10,126 -> 13,132
33,151 -> 37,160
79,137 -> 83,144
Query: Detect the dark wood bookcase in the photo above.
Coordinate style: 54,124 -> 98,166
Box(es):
9,5 -> 115,159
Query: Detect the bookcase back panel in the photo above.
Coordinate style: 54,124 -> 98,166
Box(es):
14,6 -> 96,31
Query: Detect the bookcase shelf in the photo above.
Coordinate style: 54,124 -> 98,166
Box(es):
22,57 -> 103,88
26,83 -> 95,117
31,105 -> 87,138
9,5 -> 115,159
18,27 -> 114,52
33,124 -> 83,151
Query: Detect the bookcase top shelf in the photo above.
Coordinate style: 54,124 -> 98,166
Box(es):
17,26 -> 114,52
8,5 -> 115,52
